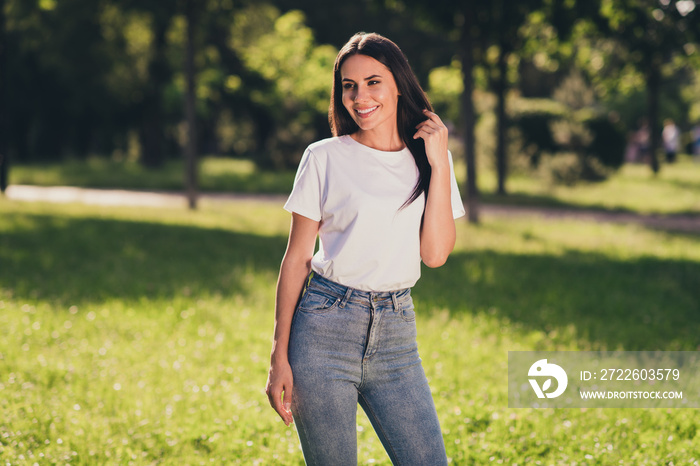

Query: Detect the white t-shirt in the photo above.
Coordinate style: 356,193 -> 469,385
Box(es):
284,135 -> 465,292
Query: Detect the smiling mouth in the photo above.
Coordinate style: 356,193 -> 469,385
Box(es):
355,106 -> 378,118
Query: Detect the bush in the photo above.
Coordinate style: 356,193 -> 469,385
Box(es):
587,116 -> 626,168
537,152 -> 582,186
509,98 -> 566,168
509,70 -> 626,185
511,109 -> 625,169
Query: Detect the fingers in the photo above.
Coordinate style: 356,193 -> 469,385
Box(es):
413,109 -> 450,167
283,387 -> 293,423
414,110 -> 447,140
415,120 -> 440,132
421,108 -> 445,126
413,127 -> 437,139
413,125 -> 433,135
413,121 -> 438,139
266,380 -> 294,426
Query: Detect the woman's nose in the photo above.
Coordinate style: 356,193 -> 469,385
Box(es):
354,86 -> 368,102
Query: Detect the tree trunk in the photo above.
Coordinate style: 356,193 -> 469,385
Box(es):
0,0 -> 7,193
495,37 -> 508,195
647,61 -> 660,174
184,0 -> 198,209
460,3 -> 479,223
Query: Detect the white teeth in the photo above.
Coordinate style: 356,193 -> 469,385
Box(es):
356,107 -> 377,114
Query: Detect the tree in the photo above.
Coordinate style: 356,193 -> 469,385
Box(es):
387,0 -> 547,217
488,0 -> 545,195
584,0 -> 697,173
459,2 -> 479,223
115,0 -> 177,168
0,0 -> 7,193
183,0 -> 197,209
6,0 -> 118,161
138,3 -> 172,169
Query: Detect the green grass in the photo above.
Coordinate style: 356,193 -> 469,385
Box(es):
9,157 -> 296,194
1,199 -> 699,464
10,153 -> 700,215
475,155 -> 700,215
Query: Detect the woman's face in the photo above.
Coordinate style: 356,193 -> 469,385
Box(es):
340,54 -> 400,137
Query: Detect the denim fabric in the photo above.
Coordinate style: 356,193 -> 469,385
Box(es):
288,273 -> 447,465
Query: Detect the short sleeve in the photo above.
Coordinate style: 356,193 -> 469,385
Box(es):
448,151 -> 466,219
283,147 -> 324,222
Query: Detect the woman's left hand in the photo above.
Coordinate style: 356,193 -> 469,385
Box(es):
413,109 -> 449,169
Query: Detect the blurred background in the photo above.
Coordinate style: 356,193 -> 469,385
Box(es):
2,0 -> 699,216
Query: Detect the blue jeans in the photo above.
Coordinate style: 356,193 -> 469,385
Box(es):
288,273 -> 447,465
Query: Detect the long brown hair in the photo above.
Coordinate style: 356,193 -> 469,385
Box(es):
329,32 -> 433,207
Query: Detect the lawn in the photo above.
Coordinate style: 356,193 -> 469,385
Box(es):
9,157 -> 296,195
474,154 -> 700,215
9,153 -> 700,215
0,198 -> 699,464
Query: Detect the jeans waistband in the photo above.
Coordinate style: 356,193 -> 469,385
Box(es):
306,272 -> 410,309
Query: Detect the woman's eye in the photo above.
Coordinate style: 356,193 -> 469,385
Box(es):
343,83 -> 355,90
368,80 -> 380,85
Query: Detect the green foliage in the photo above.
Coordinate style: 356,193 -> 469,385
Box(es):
509,97 -> 566,156
4,1 -> 338,168
6,0 -> 121,159
1,200 -> 699,463
586,115 -> 626,168
5,0 -> 700,194
99,5 -> 154,100
537,152 -> 584,186
228,5 -> 336,168
518,2 -> 698,174
427,60 -> 463,126
550,70 -> 623,182
507,71 -> 626,185
560,15 -> 694,134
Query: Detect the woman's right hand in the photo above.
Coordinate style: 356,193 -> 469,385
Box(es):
265,357 -> 294,426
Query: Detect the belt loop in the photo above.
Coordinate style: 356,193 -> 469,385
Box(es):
339,286 -> 353,308
391,292 -> 399,312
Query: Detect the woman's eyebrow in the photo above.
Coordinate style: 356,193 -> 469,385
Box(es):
341,74 -> 383,83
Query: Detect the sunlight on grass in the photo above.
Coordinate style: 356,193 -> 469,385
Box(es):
12,153 -> 700,215
10,156 -> 297,194
454,154 -> 700,215
0,200 -> 698,464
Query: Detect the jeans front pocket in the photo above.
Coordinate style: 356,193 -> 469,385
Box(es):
399,295 -> 416,322
298,288 -> 341,314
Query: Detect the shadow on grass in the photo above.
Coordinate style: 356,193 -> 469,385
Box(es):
0,212 -> 287,305
415,248 -> 700,351
481,192 -> 600,210
2,209 -> 698,351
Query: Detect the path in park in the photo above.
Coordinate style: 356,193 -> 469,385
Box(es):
4,184 -> 700,234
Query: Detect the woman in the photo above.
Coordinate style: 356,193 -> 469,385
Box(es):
265,32 -> 465,465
